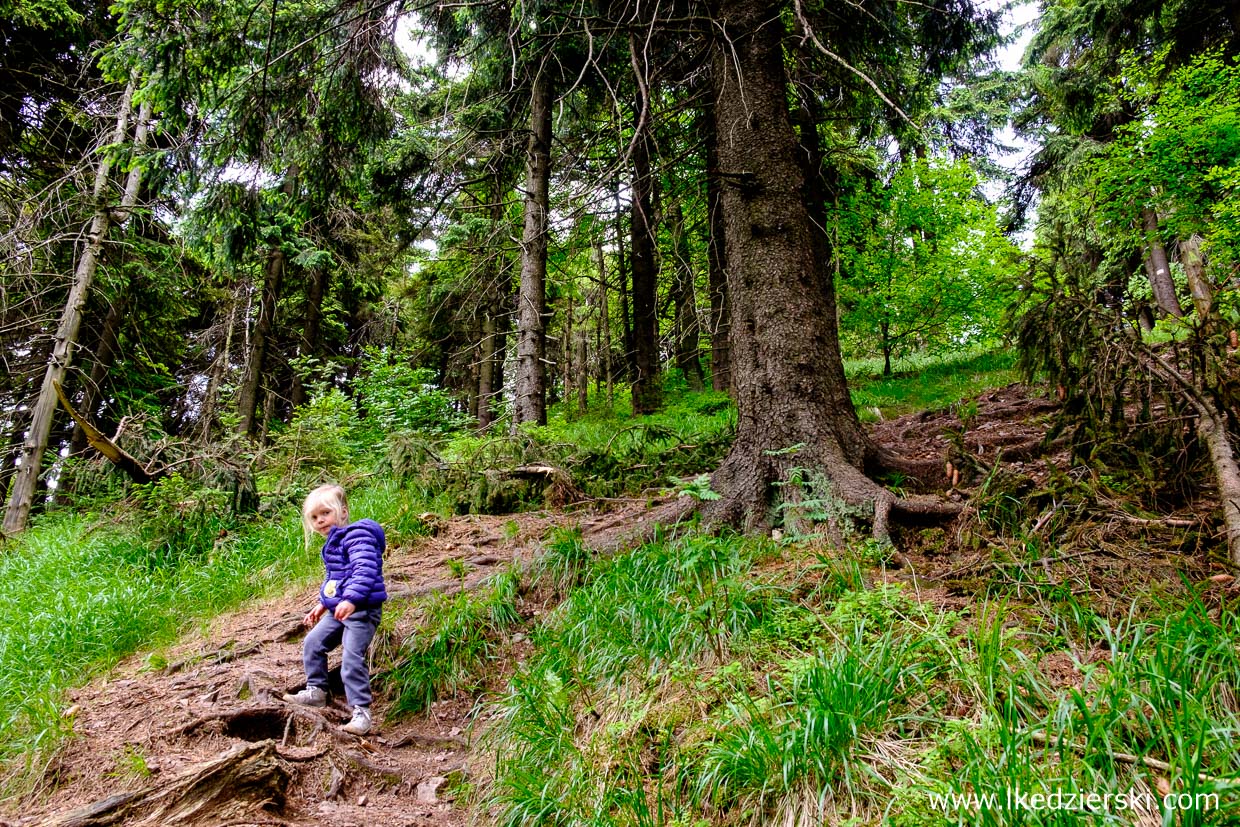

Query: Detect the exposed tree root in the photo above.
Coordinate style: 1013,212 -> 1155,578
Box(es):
702,443 -> 962,543
40,740 -> 289,827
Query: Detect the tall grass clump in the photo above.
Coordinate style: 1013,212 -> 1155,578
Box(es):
381,567 -> 522,716
0,477 -> 426,795
938,596 -> 1240,826
698,626 -> 935,824
486,533 -> 783,826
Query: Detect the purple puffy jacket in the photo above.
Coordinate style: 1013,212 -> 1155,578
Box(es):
319,519 -> 388,610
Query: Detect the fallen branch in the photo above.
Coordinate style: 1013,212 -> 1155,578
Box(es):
53,381 -> 164,484
1028,731 -> 1226,784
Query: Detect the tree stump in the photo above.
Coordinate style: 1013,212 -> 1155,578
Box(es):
40,740 -> 289,826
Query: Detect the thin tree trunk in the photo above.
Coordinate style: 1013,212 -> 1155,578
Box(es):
238,168 -> 297,438
629,60 -> 662,415
5,81 -> 147,534
69,293 -> 127,457
514,65 -> 552,427
669,201 -> 704,391
290,264 -> 328,410
577,292 -> 589,414
477,171 -> 509,430
614,178 -> 633,375
1180,234 -> 1212,320
1143,208 -> 1184,318
594,241 -> 614,407
198,290 -> 238,445
704,99 -> 731,394
563,290 -> 574,417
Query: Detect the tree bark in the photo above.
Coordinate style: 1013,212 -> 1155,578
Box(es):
577,290 -> 589,413
4,81 -> 146,535
614,177 -> 633,378
704,98 -> 731,394
594,241 -> 615,407
1180,234 -> 1212,321
68,293 -> 127,457
477,170 -> 509,430
629,59 -> 662,415
703,0 -> 880,530
238,167 -> 297,438
1143,208 -> 1185,318
42,740 -> 289,827
514,65 -> 552,427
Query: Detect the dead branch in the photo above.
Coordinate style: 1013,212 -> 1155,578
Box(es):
53,381 -> 164,484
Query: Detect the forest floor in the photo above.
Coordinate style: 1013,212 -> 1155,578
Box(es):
8,382 -> 1227,827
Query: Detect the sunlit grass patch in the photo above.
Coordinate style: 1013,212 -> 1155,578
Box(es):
850,348 -> 1020,419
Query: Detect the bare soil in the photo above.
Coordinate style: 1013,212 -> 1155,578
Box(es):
8,382 -> 1233,827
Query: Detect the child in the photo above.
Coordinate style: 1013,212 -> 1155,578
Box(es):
283,484 -> 387,736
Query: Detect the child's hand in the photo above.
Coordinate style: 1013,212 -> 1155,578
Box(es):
333,600 -> 356,621
303,604 -> 327,627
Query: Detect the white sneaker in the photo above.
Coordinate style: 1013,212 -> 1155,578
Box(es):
282,685 -> 328,707
341,706 -> 372,735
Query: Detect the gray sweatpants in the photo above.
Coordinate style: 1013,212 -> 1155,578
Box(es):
302,606 -> 382,708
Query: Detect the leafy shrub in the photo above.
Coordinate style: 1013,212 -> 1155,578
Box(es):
356,347 -> 469,439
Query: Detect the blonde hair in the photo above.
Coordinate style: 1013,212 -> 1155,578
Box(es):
302,484 -> 349,547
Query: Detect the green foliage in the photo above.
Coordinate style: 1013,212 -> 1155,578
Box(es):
1092,49 -> 1240,274
0,0 -> 82,28
355,347 -> 470,440
837,158 -> 1019,373
698,627 -> 931,820
486,534 -> 783,824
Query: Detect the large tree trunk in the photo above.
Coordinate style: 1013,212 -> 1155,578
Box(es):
704,98 -> 731,394
4,82 -> 148,535
514,65 -> 552,427
629,59 -> 662,415
669,201 -> 705,391
1143,208 -> 1185,318
703,0 -> 879,530
238,168 -> 297,438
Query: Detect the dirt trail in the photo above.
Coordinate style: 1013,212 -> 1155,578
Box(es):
13,504 -> 657,827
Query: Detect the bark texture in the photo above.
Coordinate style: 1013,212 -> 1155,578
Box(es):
238,167 -> 297,438
42,740 -> 289,827
514,66 -> 552,427
629,71 -> 662,415
704,100 -> 731,394
703,0 -> 878,529
1143,208 -> 1185,318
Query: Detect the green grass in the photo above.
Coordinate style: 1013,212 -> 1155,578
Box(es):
849,348 -> 1020,420
0,477 -> 428,795
480,532 -> 1240,826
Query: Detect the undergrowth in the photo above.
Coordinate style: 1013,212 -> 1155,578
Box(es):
477,532 -> 1240,826
0,479 -> 431,798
